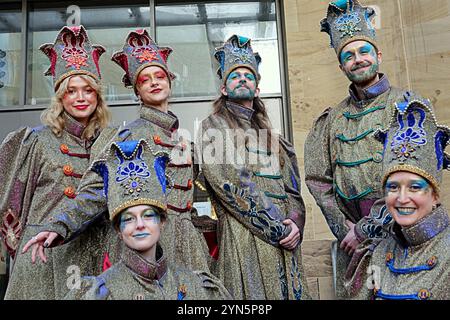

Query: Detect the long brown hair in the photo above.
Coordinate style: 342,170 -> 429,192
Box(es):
41,74 -> 111,141
212,95 -> 274,149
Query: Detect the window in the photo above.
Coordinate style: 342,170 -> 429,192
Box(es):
27,1 -> 150,105
0,3 -> 22,107
155,0 -> 280,98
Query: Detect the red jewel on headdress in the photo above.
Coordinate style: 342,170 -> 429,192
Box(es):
134,48 -> 158,63
63,48 -> 89,70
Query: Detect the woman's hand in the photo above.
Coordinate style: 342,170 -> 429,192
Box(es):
22,231 -> 61,263
279,219 -> 301,250
340,220 -> 360,256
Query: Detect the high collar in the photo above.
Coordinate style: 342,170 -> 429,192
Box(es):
400,205 -> 449,247
139,105 -> 179,131
348,73 -> 390,103
122,244 -> 167,281
225,100 -> 254,122
63,112 -> 86,138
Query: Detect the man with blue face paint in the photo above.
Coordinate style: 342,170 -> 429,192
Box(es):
196,35 -> 310,300
304,0 -> 433,298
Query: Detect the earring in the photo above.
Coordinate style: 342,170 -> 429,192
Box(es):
432,204 -> 437,211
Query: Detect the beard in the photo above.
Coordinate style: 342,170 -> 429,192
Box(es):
345,61 -> 379,85
226,85 -> 256,101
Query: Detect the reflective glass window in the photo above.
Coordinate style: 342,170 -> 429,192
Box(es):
27,1 -> 150,105
0,3 -> 22,107
155,0 -> 280,98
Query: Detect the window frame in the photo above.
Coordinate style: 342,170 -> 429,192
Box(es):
0,0 -> 292,140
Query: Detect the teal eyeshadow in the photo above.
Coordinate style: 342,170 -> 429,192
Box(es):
411,179 -> 429,190
359,44 -> 374,54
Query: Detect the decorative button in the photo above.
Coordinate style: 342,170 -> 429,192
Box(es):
60,144 -> 69,154
373,152 -> 383,163
385,252 -> 393,263
417,289 -> 431,300
427,256 -> 437,268
186,201 -> 192,210
64,186 -> 76,199
187,179 -> 193,190
153,135 -> 161,145
63,165 -> 74,176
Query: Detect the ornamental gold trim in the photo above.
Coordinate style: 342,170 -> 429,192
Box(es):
382,165 -> 440,195
111,198 -> 167,221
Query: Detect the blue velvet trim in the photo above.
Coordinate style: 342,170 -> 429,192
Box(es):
332,0 -> 348,10
97,278 -> 109,299
291,170 -> 299,192
386,258 -> 435,274
116,140 -> 140,158
396,100 -> 408,114
435,130 -> 445,170
375,289 -> 422,300
154,155 -> 169,194
92,162 -> 109,199
238,35 -> 250,47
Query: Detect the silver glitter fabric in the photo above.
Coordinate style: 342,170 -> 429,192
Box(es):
0,113 -> 120,299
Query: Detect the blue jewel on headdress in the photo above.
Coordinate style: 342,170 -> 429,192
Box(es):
334,12 -> 362,38
391,107 -> 427,162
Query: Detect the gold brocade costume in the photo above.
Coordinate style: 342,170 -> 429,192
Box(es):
0,113 -> 120,299
199,101 -> 310,300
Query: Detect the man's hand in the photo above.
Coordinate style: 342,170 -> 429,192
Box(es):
340,220 -> 360,256
21,231 -> 61,263
279,219 -> 301,250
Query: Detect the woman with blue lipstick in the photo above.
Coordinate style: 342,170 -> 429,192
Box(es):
345,98 -> 450,300
64,140 -> 231,300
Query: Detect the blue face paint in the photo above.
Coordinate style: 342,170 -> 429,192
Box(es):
225,70 -> 257,101
409,179 -> 430,192
340,43 -> 376,64
385,181 -> 398,193
142,208 -> 160,224
119,213 -> 133,232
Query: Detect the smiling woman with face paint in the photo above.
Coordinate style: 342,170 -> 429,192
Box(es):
344,100 -> 450,300
61,142 -> 230,300
385,172 -> 438,228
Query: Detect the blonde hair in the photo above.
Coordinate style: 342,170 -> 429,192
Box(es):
41,74 -> 111,140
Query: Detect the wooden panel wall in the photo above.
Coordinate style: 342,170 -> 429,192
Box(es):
283,0 -> 450,299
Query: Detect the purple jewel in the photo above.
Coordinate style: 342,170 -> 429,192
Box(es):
131,181 -> 138,188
